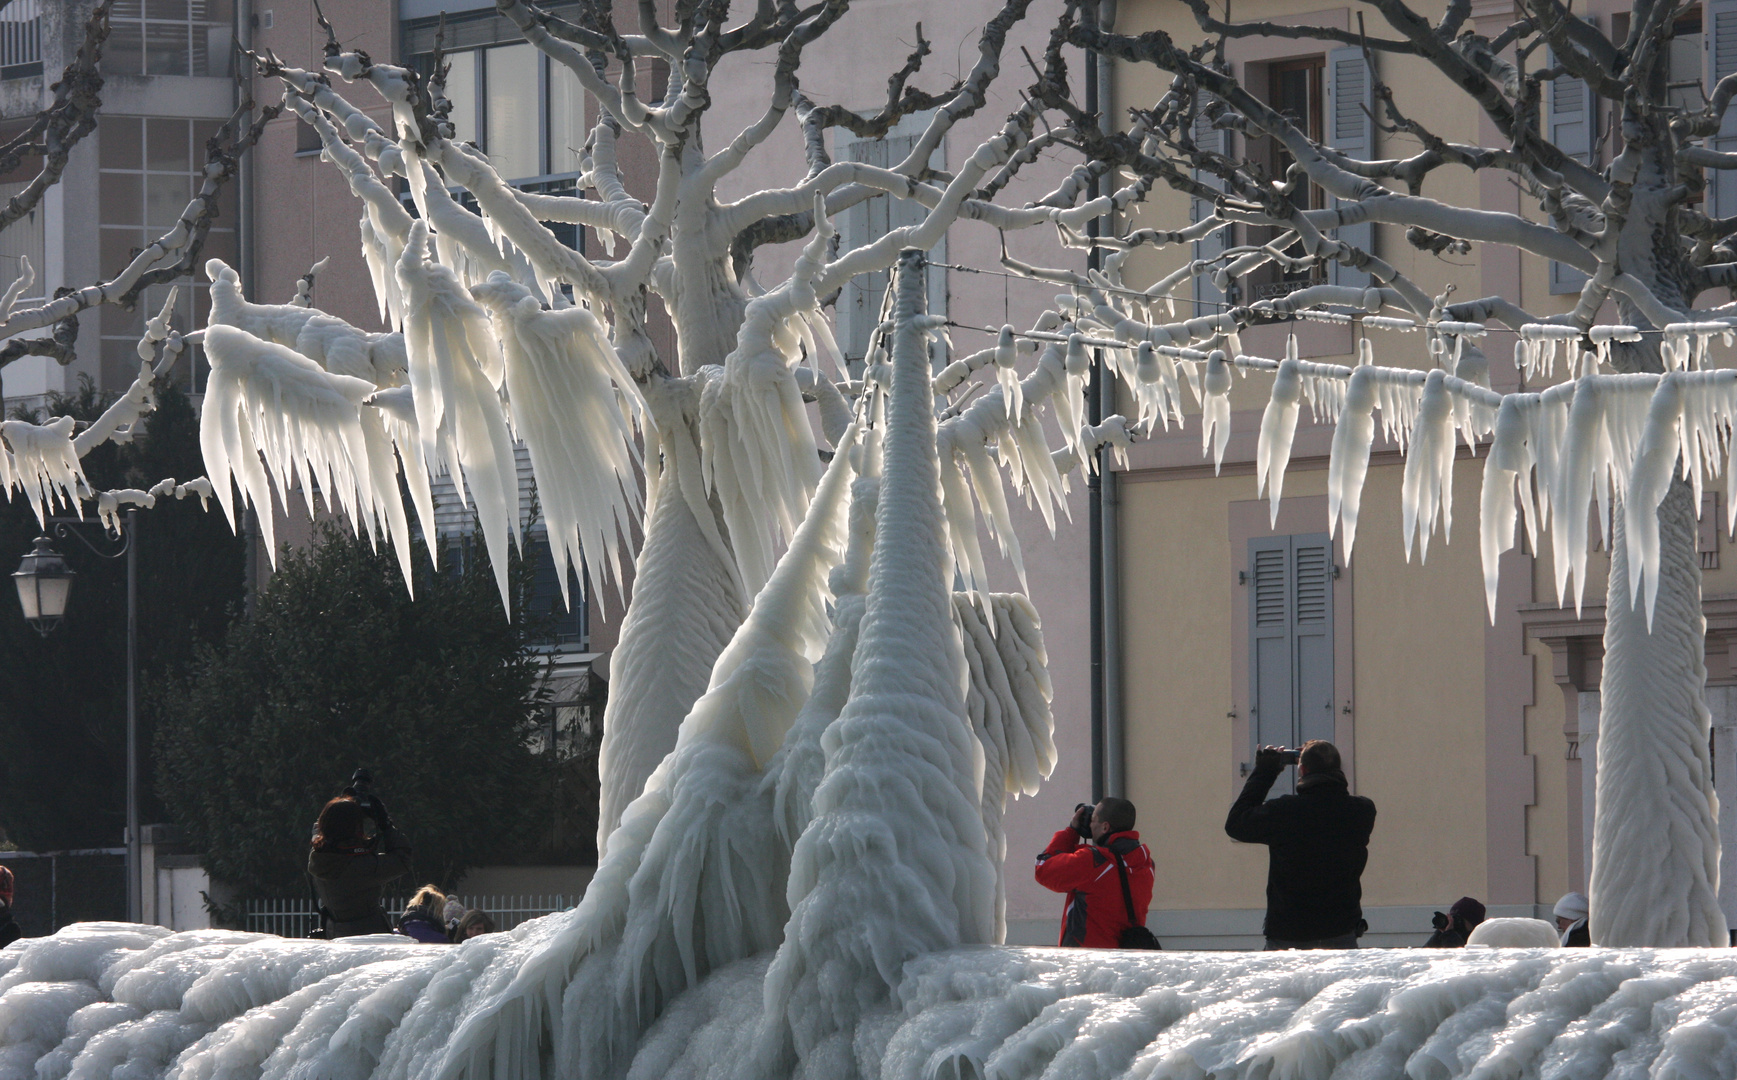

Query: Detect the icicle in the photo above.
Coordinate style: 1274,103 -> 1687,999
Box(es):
199,323 -> 415,583
1625,373 -> 1687,626
1479,395 -> 1534,622
1327,366 -> 1378,560
994,325 -> 1021,420
1256,351 -> 1303,527
1201,349 -> 1232,472
1056,334 -> 1090,459
0,417 -> 87,526
1400,369 -> 1455,563
395,222 -> 521,611
473,275 -> 646,608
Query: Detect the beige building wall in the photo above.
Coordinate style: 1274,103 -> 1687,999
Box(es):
1098,0 -> 1737,947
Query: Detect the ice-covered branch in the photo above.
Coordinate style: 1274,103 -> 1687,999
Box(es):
0,2 -> 109,236
0,92 -> 272,341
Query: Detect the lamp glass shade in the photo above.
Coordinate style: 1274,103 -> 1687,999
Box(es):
12,537 -> 74,630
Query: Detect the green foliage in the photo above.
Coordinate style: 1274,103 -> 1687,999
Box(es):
0,376 -> 246,851
154,523 -> 554,896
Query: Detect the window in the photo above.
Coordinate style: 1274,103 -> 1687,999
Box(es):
406,13 -> 591,184
523,535 -> 588,648
105,0 -> 234,79
98,117 -> 238,393
1547,17 -> 1601,294
1248,59 -> 1323,303
1248,534 -> 1336,797
0,0 -> 42,80
1711,0 -> 1737,219
833,113 -> 947,370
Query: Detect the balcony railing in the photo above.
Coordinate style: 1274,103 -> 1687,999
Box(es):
0,0 -> 41,79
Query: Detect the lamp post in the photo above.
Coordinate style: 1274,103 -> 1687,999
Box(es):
11,511 -> 141,924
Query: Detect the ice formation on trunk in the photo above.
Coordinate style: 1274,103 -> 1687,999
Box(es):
761,253 -> 995,1073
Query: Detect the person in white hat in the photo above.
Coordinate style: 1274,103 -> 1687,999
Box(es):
1553,892 -> 1590,946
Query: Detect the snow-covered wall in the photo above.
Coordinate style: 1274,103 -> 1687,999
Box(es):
9,923 -> 1737,1080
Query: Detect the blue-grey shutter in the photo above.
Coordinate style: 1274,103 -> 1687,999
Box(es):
839,132 -> 944,369
1325,47 -> 1374,290
1249,534 -> 1337,796
1710,0 -> 1737,219
1192,99 -> 1228,313
1548,32 -> 1596,294
1250,536 -> 1296,796
1293,535 -> 1336,747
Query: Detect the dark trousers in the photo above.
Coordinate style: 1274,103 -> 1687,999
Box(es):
1264,931 -> 1358,950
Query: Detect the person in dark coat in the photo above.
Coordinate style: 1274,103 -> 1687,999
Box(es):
307,796 -> 412,938
0,865 -> 19,948
1553,892 -> 1590,946
1225,741 -> 1377,950
396,885 -> 450,943
1034,797 -> 1155,948
1425,896 -> 1486,947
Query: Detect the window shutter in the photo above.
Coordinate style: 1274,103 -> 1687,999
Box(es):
1325,47 -> 1375,290
1191,99 -> 1228,313
838,130 -> 946,368
1548,29 -> 1596,293
1250,536 -> 1296,797
1710,0 -> 1737,218
1248,534 -> 1338,796
1293,535 -> 1336,747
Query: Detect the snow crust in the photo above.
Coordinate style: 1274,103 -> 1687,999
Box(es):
14,926 -> 1737,1080
1466,918 -> 1562,948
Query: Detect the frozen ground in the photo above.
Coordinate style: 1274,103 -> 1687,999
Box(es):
5,920 -> 1737,1080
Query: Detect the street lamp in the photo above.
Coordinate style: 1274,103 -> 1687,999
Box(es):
11,513 -> 141,925
12,536 -> 75,636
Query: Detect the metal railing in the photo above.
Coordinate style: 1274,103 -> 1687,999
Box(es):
0,0 -> 41,77
243,893 -> 577,938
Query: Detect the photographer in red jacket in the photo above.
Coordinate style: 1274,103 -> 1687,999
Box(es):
1034,797 -> 1154,947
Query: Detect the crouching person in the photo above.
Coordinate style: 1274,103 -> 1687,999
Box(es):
1035,797 -> 1155,948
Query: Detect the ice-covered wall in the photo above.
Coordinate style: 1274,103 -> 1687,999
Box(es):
10,922 -> 1737,1080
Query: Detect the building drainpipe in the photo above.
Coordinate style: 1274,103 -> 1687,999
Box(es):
1084,6 -> 1104,804
1097,0 -> 1122,801
236,0 -> 260,612
1084,1 -> 1122,803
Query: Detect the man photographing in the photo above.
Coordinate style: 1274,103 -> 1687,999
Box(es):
1034,797 -> 1155,948
1225,741 -> 1376,950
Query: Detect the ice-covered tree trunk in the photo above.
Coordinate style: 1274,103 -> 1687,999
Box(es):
596,399 -> 747,851
761,251 -> 993,1075
1594,478 -> 1725,946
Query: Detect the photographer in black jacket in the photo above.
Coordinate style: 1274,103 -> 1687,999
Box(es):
1225,741 -> 1376,950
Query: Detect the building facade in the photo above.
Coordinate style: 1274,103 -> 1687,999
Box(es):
1103,0 -> 1737,947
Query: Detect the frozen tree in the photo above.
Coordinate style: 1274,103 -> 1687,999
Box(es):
0,0 -> 271,524
1013,0 -> 1737,947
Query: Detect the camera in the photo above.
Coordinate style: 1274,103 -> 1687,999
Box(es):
1431,910 -> 1450,932
346,768 -> 374,799
1072,803 -> 1094,839
1262,747 -> 1302,765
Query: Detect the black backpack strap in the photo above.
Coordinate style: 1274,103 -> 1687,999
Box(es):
1111,849 -> 1140,927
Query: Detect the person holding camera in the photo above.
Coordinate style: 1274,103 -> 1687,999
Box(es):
1034,797 -> 1156,948
307,770 -> 412,938
1424,896 -> 1486,947
1225,741 -> 1376,950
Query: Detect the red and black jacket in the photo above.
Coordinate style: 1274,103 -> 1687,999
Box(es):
1034,829 -> 1154,948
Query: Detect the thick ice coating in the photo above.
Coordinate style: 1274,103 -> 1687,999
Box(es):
12,924 -> 1737,1080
